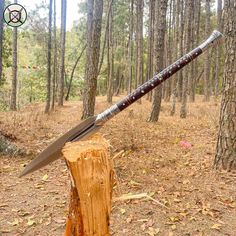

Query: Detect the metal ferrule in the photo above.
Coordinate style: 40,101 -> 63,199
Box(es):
199,30 -> 224,52
95,104 -> 120,125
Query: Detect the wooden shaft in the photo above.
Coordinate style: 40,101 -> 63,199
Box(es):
62,135 -> 114,236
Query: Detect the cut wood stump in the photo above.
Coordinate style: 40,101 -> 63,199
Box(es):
62,135 -> 114,236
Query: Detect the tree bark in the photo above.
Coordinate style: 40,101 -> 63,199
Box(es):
0,0 -> 4,84
58,0 -> 67,106
148,0 -> 168,122
45,0 -> 53,113
214,0 -> 236,170
81,0 -> 103,119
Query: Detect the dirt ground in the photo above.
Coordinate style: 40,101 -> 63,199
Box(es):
0,95 -> 236,236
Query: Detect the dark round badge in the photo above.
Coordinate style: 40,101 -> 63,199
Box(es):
3,3 -> 27,27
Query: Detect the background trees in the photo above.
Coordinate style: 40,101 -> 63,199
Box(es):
0,0 -> 229,113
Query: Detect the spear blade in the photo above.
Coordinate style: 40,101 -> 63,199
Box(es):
20,116 -> 98,177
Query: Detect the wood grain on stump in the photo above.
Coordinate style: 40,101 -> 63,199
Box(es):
62,135 -> 114,236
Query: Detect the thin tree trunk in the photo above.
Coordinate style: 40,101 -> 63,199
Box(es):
0,0 -> 4,84
10,0 -> 18,111
164,0 -> 173,102
82,0 -> 103,119
203,0 -> 211,102
128,0 -> 134,93
58,0 -> 67,106
146,0 -> 154,100
214,0 -> 223,97
177,0 -> 184,102
188,0 -> 195,102
170,0 -> 179,116
135,0 -> 144,104
51,0 -> 57,110
180,0 -> 193,118
45,0 -> 53,113
107,2 -> 113,104
65,44 -> 86,101
214,0 -> 236,170
148,0 -> 168,122
190,0 -> 201,102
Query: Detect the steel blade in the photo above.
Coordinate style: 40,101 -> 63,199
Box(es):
20,116 -> 97,177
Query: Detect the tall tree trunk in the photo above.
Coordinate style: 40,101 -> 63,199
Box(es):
180,0 -> 193,118
203,0 -> 211,101
214,0 -> 236,170
45,0 -> 53,113
188,0 -> 196,102
170,0 -> 179,116
107,2 -> 113,104
10,0 -> 18,111
81,0 -> 103,119
51,0 -> 57,110
191,0 -> 201,101
177,0 -> 185,102
58,0 -> 67,106
128,0 -> 134,93
164,0 -> 173,102
0,0 -> 4,84
214,0 -> 223,97
135,0 -> 144,103
148,0 -> 168,122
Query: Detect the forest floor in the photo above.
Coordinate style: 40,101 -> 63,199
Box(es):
0,95 -> 236,236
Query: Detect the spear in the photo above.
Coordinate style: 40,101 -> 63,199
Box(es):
20,30 -> 223,177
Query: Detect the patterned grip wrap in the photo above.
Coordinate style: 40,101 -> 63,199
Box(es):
116,47 -> 202,111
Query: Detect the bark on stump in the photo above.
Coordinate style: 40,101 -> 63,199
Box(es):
62,135 -> 114,236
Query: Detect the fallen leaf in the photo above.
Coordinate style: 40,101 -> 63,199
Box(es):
126,217 -> 132,223
169,216 -> 180,223
147,227 -> 160,236
171,225 -> 176,230
27,218 -> 36,226
120,208 -> 126,214
211,223 -> 222,231
42,174 -> 49,181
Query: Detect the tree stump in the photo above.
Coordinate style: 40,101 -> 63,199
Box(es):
62,135 -> 114,236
